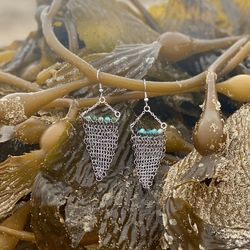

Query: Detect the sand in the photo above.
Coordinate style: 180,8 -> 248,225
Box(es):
0,0 -> 37,47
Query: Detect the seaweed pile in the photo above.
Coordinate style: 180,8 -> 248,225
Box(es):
0,0 -> 249,249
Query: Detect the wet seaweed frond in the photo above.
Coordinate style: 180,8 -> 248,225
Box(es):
93,42 -> 161,79
0,1 -> 250,249
0,202 -> 34,249
161,104 -> 250,248
0,150 -> 45,218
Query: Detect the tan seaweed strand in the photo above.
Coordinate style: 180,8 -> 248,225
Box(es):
220,40 -> 250,75
209,37 -> 249,73
0,71 -> 40,92
42,0 -> 249,94
0,226 -> 36,242
2,38 -> 249,95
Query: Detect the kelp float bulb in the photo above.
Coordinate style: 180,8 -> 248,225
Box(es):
193,71 -> 226,156
217,75 -> 250,102
40,101 -> 78,152
0,80 -> 85,125
13,117 -> 50,144
39,119 -> 72,152
158,32 -> 238,62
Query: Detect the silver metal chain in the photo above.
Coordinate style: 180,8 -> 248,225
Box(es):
130,106 -> 167,134
84,120 -> 119,181
131,133 -> 165,189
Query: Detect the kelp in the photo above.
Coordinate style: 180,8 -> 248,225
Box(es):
13,117 -> 50,145
67,0 -> 158,54
38,42 -> 162,88
149,0 -> 218,38
0,101 -> 78,219
0,138 -> 38,163
161,104 -> 250,249
0,202 -> 32,249
0,0 -> 249,249
149,0 -> 250,37
0,150 -> 45,218
161,197 -> 250,250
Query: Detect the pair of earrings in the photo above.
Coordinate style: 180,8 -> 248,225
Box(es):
81,71 -> 166,189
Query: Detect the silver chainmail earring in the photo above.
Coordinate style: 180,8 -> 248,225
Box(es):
81,70 -> 121,181
130,79 -> 167,189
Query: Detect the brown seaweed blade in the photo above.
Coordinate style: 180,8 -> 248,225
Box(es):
161,104 -> 250,248
0,150 -> 45,218
162,197 -> 249,250
92,42 -> 161,79
39,41 -> 161,89
149,0 -> 217,38
67,0 -> 158,54
149,0 -> 250,37
0,202 -> 32,249
31,104 -> 165,249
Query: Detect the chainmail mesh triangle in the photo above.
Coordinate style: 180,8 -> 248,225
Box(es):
83,120 -> 119,181
131,133 -> 165,189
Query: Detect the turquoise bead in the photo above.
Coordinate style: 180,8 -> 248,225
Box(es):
152,129 -> 158,135
104,116 -> 111,123
92,116 -> 97,121
146,129 -> 152,135
98,116 -> 104,122
85,115 -> 91,122
158,129 -> 164,134
138,128 -> 146,135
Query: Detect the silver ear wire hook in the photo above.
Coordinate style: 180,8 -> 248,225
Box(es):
97,69 -> 105,103
97,69 -> 104,98
143,79 -> 150,111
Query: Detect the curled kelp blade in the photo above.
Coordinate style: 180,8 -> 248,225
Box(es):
0,150 -> 45,218
161,104 -> 250,247
2,35 -> 39,74
93,42 -> 161,79
67,0 -> 158,54
162,197 -> 250,250
32,105 -> 165,249
37,53 -> 105,87
178,154 -> 228,185
39,42 -> 162,90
